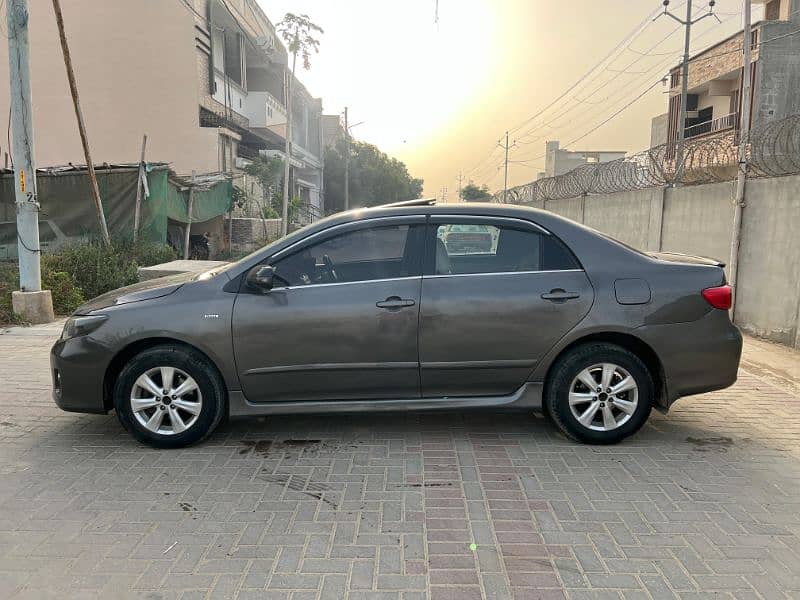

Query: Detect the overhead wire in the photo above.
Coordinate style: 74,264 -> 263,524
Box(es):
508,9 -> 743,166
505,2 -> 669,137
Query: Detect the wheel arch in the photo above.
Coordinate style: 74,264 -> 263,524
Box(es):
543,332 -> 668,410
103,337 -> 227,412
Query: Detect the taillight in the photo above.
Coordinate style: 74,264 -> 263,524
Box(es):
702,285 -> 732,310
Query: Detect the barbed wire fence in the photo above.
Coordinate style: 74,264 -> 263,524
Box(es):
497,113 -> 800,204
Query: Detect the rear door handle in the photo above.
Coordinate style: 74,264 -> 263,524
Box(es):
376,296 -> 416,309
541,289 -> 580,302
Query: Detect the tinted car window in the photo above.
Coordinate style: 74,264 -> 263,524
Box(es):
435,223 -> 579,275
274,224 -> 421,286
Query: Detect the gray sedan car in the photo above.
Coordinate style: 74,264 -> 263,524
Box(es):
51,200 -> 742,447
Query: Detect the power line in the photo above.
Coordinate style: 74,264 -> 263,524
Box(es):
509,8 -> 741,165
514,19 -> 686,144
506,2 -> 670,137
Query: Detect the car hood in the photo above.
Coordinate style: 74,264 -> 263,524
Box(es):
74,272 -> 197,314
646,251 -> 725,268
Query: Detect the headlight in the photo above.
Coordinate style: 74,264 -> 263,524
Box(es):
61,315 -> 108,341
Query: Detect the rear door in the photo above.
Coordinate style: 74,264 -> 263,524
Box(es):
419,215 -> 594,397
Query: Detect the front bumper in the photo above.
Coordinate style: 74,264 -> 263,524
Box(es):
50,335 -> 112,414
637,309 -> 743,408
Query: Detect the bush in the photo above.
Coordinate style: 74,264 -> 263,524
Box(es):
0,263 -> 23,325
42,238 -> 176,301
42,268 -> 84,315
0,261 -> 83,323
0,239 -> 176,324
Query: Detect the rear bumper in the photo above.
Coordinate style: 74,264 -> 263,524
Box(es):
636,309 -> 743,408
50,336 -> 111,414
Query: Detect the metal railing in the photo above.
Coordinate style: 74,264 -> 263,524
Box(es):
684,112 -> 737,139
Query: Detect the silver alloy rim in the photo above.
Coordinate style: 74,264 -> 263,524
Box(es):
568,363 -> 638,432
130,367 -> 202,436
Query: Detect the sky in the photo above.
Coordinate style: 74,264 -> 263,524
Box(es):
258,0 -> 760,199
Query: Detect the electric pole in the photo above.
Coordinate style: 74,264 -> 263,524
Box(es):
344,106 -> 349,211
500,131 -> 515,203
728,0 -> 753,317
456,171 -> 464,201
6,0 -> 54,322
658,0 -> 719,185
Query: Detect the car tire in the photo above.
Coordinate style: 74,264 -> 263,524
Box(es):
545,343 -> 653,444
114,345 -> 226,449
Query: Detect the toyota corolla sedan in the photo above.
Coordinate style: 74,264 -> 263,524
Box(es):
51,199 -> 742,448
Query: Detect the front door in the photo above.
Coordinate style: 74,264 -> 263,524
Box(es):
419,217 -> 594,397
232,219 -> 425,402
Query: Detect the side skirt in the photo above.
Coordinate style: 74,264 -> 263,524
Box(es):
228,382 -> 543,417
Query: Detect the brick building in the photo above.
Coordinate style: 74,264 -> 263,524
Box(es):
651,0 -> 800,147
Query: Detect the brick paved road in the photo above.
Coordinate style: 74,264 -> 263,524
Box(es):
1,325 -> 799,600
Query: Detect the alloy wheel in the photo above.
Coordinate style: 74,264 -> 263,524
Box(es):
568,362 -> 639,432
130,366 -> 203,435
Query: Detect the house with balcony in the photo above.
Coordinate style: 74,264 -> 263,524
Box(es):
651,0 -> 800,150
198,0 -> 325,217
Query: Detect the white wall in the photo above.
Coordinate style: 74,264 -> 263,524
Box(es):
539,175 -> 800,349
0,0 -> 220,174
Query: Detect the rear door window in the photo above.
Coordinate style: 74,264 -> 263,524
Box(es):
432,221 -> 579,275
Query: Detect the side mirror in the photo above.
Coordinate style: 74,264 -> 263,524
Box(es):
246,265 -> 275,292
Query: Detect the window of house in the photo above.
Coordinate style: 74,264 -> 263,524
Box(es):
434,223 -> 579,276
272,224 -> 423,286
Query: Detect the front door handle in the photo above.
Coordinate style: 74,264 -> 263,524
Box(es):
376,296 -> 416,309
541,289 -> 580,302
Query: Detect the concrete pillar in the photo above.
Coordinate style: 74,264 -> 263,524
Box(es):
580,193 -> 586,224
646,186 -> 667,252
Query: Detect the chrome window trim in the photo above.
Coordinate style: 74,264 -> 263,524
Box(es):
270,275 -> 422,292
424,269 -> 584,280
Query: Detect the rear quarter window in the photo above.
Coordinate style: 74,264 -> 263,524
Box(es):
541,234 -> 581,271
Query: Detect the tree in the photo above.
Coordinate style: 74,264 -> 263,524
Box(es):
277,13 -> 323,237
324,138 -> 423,212
242,154 -> 284,223
460,182 -> 493,202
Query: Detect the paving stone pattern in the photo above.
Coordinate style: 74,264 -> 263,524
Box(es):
0,330 -> 799,599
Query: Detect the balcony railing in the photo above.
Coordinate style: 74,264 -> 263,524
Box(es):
684,112 -> 737,139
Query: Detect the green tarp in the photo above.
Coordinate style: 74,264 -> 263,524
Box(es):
0,164 -> 233,249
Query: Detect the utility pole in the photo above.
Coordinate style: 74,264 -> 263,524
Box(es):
500,131 -> 515,203
6,0 -> 54,322
456,171 -> 464,201
51,0 -> 110,245
282,65 -> 295,237
729,0 -> 753,318
658,0 -> 719,185
344,106 -> 349,211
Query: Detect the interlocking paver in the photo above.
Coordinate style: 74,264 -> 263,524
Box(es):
1,327 -> 799,599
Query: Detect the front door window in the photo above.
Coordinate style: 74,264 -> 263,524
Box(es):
273,223 -> 423,286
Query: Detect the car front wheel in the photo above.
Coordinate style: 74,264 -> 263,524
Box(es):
114,345 -> 226,448
545,343 -> 653,444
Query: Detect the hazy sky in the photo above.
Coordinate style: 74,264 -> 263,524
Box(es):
258,0 -> 759,198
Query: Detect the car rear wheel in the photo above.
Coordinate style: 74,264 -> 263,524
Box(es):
545,343 -> 652,444
114,345 -> 226,448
